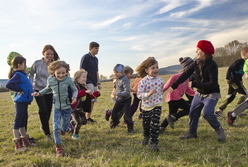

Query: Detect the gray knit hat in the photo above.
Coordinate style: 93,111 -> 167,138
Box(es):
179,57 -> 194,69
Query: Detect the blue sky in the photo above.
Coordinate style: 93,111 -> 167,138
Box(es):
1,0 -> 248,79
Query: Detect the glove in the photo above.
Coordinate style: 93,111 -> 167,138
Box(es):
90,91 -> 101,99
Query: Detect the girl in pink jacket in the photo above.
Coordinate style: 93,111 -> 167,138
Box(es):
160,57 -> 195,134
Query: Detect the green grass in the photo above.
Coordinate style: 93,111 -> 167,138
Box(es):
1,67 -> 248,166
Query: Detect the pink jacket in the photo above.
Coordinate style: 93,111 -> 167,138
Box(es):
163,72 -> 195,102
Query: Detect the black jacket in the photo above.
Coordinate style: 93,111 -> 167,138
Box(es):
171,58 -> 220,95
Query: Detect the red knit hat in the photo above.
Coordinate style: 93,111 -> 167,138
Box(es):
196,40 -> 215,55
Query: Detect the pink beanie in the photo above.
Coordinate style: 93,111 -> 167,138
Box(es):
197,40 -> 215,55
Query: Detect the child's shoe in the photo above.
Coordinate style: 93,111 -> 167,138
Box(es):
215,109 -> 223,117
21,135 -> 37,147
46,134 -> 53,141
215,126 -> 226,141
151,144 -> 159,151
227,111 -> 236,126
105,109 -> 112,121
56,144 -> 64,157
142,136 -> 149,146
60,130 -> 65,135
72,134 -> 80,140
13,138 -> 28,151
167,115 -> 176,129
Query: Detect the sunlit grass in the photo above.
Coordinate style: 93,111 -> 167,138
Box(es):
1,67 -> 248,166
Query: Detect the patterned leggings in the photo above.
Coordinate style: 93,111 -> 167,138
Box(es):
142,106 -> 161,144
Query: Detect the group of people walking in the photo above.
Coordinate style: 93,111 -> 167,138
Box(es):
5,39 -> 248,156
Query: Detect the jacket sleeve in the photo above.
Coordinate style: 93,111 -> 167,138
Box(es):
39,79 -> 52,96
69,80 -> 78,98
185,86 -> 196,96
29,61 -> 36,88
117,78 -> 130,98
5,73 -> 22,92
137,79 -> 149,99
163,75 -> 176,92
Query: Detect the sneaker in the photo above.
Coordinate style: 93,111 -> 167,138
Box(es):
46,135 -> 53,141
56,146 -> 64,157
215,127 -> 226,141
167,115 -> 176,129
159,127 -> 166,134
110,121 -> 117,129
215,109 -> 223,117
227,112 -> 236,126
122,121 -> 127,125
142,136 -> 149,146
105,109 -> 111,121
72,134 -> 80,140
128,129 -> 134,133
151,144 -> 159,151
60,130 -> 65,135
138,114 -> 143,120
179,132 -> 197,139
87,118 -> 96,123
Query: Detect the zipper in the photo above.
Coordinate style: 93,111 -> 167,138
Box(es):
58,81 -> 62,110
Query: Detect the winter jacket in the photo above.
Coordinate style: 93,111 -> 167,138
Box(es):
115,74 -> 131,102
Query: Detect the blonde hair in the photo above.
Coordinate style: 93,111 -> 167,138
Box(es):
74,69 -> 88,82
48,60 -> 70,76
136,57 -> 158,78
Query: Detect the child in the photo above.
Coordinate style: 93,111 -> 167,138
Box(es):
130,76 -> 143,119
169,40 -> 226,141
215,46 -> 248,117
32,60 -> 78,157
227,46 -> 248,126
71,69 -> 100,139
109,64 -> 134,133
160,57 -> 195,134
6,56 -> 36,151
136,57 -> 164,151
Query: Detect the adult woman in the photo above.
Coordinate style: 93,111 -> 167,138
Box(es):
29,45 -> 60,141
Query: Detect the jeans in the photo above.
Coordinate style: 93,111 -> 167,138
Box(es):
53,108 -> 72,144
14,102 -> 29,129
189,94 -> 220,134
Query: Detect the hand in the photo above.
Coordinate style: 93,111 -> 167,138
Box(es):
17,92 -> 24,95
148,89 -> 156,97
188,81 -> 192,88
31,92 -> 40,96
71,97 -> 77,104
245,74 -> 248,80
168,87 -> 174,93
86,90 -> 92,94
98,85 -> 102,90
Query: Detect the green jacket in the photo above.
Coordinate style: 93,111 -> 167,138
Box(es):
39,76 -> 78,110
243,59 -> 248,74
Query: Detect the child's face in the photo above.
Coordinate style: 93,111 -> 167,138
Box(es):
196,47 -> 205,60
78,72 -> 87,84
145,63 -> 159,77
43,49 -> 54,62
125,72 -> 133,79
18,61 -> 27,71
54,67 -> 67,81
242,52 -> 248,60
114,71 -> 123,78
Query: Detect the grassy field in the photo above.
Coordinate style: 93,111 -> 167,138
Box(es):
1,67 -> 248,167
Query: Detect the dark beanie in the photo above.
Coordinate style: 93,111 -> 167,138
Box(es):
196,40 -> 215,55
179,57 -> 194,69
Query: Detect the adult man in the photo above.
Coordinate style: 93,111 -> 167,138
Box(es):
80,42 -> 102,122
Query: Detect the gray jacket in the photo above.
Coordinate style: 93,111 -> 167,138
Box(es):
115,74 -> 131,102
39,76 -> 78,110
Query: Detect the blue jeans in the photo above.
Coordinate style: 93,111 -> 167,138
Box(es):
53,108 -> 72,144
189,94 -> 220,134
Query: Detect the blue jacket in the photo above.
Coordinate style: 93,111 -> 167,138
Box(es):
6,70 -> 33,102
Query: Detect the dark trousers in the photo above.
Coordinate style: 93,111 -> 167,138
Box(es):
35,93 -> 53,135
130,94 -> 142,116
142,106 -> 161,144
161,98 -> 190,127
111,97 -> 133,126
14,102 -> 29,129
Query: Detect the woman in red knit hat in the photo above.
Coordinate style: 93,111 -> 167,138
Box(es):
169,40 -> 226,141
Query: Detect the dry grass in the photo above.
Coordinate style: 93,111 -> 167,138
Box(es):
1,67 -> 248,166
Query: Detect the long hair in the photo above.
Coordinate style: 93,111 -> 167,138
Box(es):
74,69 -> 88,83
48,60 -> 70,76
136,57 -> 158,78
42,45 -> 60,61
8,56 -> 26,79
196,53 -> 212,81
